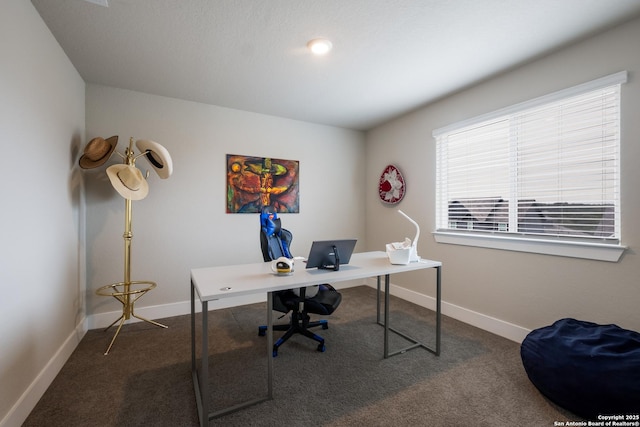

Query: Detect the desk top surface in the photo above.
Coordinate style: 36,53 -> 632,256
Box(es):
191,251 -> 441,302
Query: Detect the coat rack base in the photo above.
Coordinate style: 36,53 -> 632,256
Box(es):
96,280 -> 168,355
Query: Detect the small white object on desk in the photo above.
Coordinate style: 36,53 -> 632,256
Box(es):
386,209 -> 421,264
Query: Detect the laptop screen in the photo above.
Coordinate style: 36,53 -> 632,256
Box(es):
305,239 -> 357,271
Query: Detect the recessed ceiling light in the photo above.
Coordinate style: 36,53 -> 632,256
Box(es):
307,38 -> 333,56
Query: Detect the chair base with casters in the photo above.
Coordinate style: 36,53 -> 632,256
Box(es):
258,310 -> 329,356
258,285 -> 341,356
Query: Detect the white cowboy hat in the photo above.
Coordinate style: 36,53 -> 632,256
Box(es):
79,135 -> 118,169
135,139 -> 173,179
106,164 -> 149,200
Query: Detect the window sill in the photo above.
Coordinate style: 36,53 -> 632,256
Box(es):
432,231 -> 625,262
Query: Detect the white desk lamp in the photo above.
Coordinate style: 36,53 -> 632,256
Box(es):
386,209 -> 421,264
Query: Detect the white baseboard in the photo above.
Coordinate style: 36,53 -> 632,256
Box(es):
87,293 -> 267,330
363,278 -> 531,343
89,279 -> 531,342
1,319 -> 87,427
88,279 -> 365,330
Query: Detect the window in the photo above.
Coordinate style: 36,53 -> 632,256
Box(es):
433,72 -> 627,261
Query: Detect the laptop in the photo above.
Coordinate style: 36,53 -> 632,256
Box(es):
305,239 -> 357,271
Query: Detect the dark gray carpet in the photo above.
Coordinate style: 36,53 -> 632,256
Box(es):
24,286 -> 579,426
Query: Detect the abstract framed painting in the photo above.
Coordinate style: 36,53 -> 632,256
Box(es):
227,154 -> 300,213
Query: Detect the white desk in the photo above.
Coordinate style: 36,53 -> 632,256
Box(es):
190,251 -> 442,426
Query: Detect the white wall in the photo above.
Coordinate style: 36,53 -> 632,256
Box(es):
84,85 -> 366,324
365,17 -> 640,337
0,1 -> 86,426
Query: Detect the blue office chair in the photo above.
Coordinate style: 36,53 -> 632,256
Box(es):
258,209 -> 342,356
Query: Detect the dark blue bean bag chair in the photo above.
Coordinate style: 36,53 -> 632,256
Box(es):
521,318 -> 640,419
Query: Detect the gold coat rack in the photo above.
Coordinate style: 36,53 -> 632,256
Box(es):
80,136 -> 173,355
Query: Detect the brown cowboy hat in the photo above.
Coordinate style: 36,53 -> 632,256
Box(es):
79,136 -> 118,169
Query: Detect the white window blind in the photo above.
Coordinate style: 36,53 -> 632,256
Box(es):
434,72 -> 626,244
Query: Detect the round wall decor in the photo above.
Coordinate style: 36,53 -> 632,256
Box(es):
378,164 -> 405,204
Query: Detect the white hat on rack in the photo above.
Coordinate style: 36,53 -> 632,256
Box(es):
135,139 -> 173,179
106,164 -> 149,200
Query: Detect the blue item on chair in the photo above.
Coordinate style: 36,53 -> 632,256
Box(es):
260,209 -> 292,259
258,208 -> 342,356
520,318 -> 640,419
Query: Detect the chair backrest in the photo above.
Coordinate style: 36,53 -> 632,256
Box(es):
260,209 -> 292,262
259,209 -> 324,302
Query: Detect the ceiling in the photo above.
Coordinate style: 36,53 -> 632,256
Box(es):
31,0 -> 640,131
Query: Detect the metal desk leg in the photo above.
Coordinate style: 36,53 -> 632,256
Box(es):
384,274 -> 390,358
191,284 -> 274,426
191,282 -> 196,374
190,279 -> 208,427
435,265 -> 441,356
376,267 -> 442,358
200,301 -> 209,425
267,292 -> 273,399
376,275 -> 382,324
